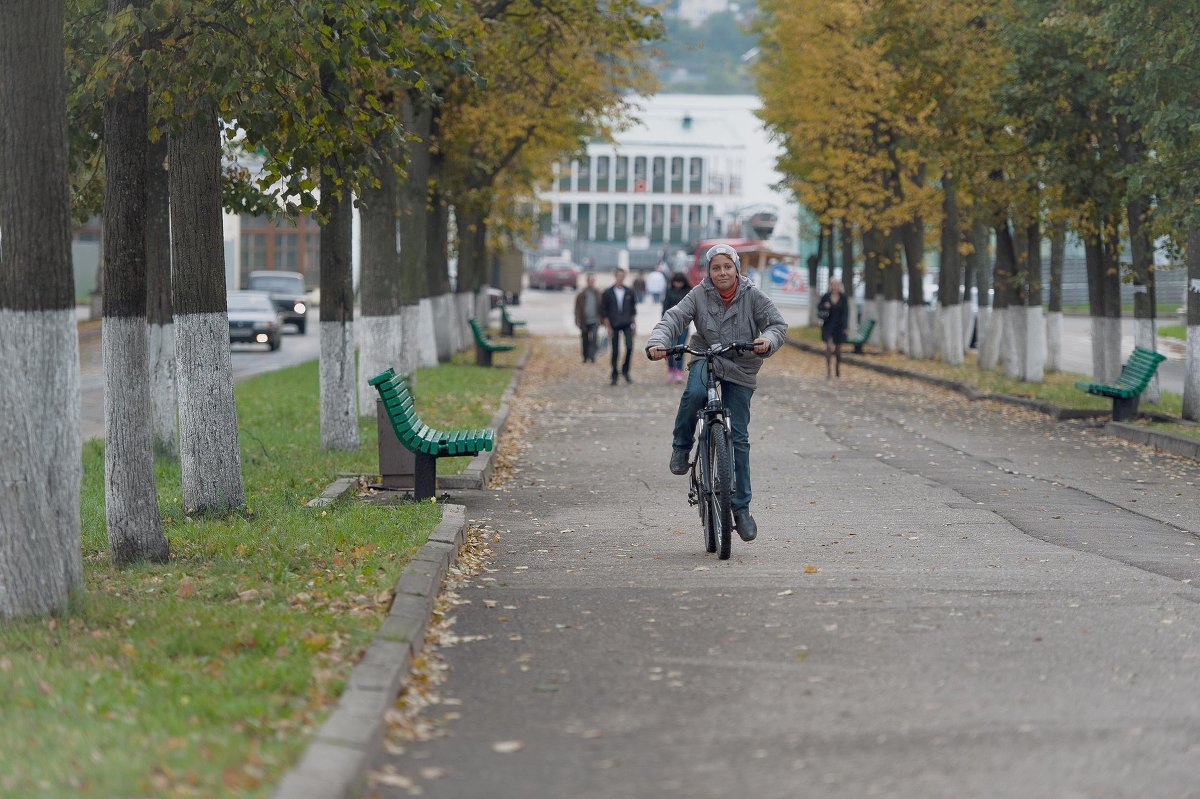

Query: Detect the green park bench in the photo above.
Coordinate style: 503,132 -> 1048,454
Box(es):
468,318 -> 515,366
1074,346 -> 1166,422
499,302 -> 527,337
368,368 -> 495,500
846,318 -> 876,354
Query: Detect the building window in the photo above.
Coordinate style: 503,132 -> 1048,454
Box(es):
559,204 -> 572,223
304,232 -> 320,274
633,204 -> 646,234
596,156 -> 610,192
595,204 -> 609,240
670,157 -> 684,193
275,232 -> 298,270
577,158 -> 591,192
242,233 -> 268,270
558,159 -> 571,191
614,156 -> 628,192
652,157 -> 666,193
614,205 -> 628,238
650,204 -> 665,242
689,158 -> 703,194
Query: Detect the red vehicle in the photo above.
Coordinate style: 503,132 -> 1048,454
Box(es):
686,239 -> 762,287
527,259 -> 580,291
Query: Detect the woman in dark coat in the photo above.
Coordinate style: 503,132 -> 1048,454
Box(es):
661,272 -> 691,382
817,277 -> 849,379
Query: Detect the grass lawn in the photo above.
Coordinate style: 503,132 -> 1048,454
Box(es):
1158,323 -> 1186,341
790,325 -> 1184,416
0,341 -> 520,798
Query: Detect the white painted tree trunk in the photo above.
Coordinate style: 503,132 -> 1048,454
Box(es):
979,307 -> 1002,370
417,297 -> 439,367
397,304 -> 420,381
931,306 -> 944,360
175,312 -> 245,513
1135,316 -> 1160,404
1104,317 -> 1123,383
476,287 -> 491,328
320,320 -> 359,450
1090,316 -> 1108,382
1023,306 -> 1045,383
905,306 -> 923,358
881,300 -> 903,351
918,306 -> 934,359
1002,306 -> 1025,379
0,310 -> 82,617
1185,327 -> 1200,420
961,304 -> 974,351
1045,311 -> 1063,372
358,313 -> 405,413
104,317 -> 166,562
941,304 -> 964,365
459,293 -> 477,351
431,294 -> 453,362
147,320 -> 176,456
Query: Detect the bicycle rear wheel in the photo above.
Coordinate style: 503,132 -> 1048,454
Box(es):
708,424 -> 733,560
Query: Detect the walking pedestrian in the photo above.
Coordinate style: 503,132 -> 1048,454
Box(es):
645,244 -> 787,542
574,273 -> 602,363
817,277 -> 850,379
661,272 -> 691,383
632,272 -> 647,304
645,268 -> 667,305
601,267 -> 637,385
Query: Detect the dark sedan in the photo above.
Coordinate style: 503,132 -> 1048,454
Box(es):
228,291 -> 283,351
247,270 -> 308,333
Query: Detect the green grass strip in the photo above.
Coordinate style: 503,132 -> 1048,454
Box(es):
790,325 -> 1183,416
0,342 -> 520,798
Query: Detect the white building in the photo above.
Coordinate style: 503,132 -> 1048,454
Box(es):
535,94 -> 799,269
674,0 -> 730,25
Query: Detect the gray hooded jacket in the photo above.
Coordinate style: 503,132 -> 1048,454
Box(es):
646,275 -> 787,389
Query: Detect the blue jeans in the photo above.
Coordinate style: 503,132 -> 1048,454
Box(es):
667,329 -> 688,371
672,361 -> 754,511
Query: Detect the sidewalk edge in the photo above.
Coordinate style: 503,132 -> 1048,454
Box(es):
784,337 -> 1107,420
1106,421 -> 1200,461
438,343 -> 531,490
269,503 -> 467,799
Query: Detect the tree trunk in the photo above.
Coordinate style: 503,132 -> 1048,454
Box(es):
1184,226 -> 1200,420
0,0 -> 82,618
1128,194 -> 1159,402
456,202 -> 488,349
901,218 -> 927,358
102,0 -> 168,565
1022,221 -> 1044,383
170,104 -> 245,514
840,219 -> 857,331
358,136 -> 405,413
861,227 -> 882,344
805,227 -> 824,327
1045,223 -> 1065,372
1102,228 -> 1124,381
319,166 -> 359,450
881,229 -> 904,352
145,131 -> 176,456
995,219 -> 1024,378
938,179 -> 963,365
396,93 -> 430,380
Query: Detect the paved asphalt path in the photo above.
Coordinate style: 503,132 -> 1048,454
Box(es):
367,315 -> 1200,798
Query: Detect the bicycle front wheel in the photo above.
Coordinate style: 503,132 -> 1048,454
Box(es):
708,424 -> 734,560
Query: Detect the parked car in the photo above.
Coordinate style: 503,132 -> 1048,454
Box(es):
527,260 -> 580,291
227,291 -> 283,351
247,270 -> 308,333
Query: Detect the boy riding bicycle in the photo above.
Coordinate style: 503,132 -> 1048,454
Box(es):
645,244 -> 788,542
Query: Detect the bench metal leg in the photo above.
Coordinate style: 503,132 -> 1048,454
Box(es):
501,319 -> 514,336
413,452 -> 437,500
852,342 -> 865,354
475,345 -> 493,367
1112,395 -> 1139,422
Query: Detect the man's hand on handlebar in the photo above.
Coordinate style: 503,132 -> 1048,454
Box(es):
646,345 -> 667,361
753,337 -> 770,355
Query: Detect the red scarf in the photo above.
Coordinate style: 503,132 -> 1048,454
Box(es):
717,283 -> 737,306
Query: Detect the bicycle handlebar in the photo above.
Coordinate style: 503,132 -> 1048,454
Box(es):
650,341 -> 758,358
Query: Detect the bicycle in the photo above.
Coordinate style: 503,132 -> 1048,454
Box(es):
660,340 -> 757,560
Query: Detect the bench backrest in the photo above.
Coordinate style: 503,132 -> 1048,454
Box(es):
468,318 -> 488,346
1117,346 -> 1165,390
858,318 -> 875,337
369,368 -> 423,442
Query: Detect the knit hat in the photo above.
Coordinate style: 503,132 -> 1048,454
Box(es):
705,243 -> 741,271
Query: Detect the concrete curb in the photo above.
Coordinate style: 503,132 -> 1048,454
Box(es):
270,503 -> 468,799
305,476 -> 359,508
438,343 -> 531,491
785,336 -> 1108,421
1106,421 -> 1200,460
